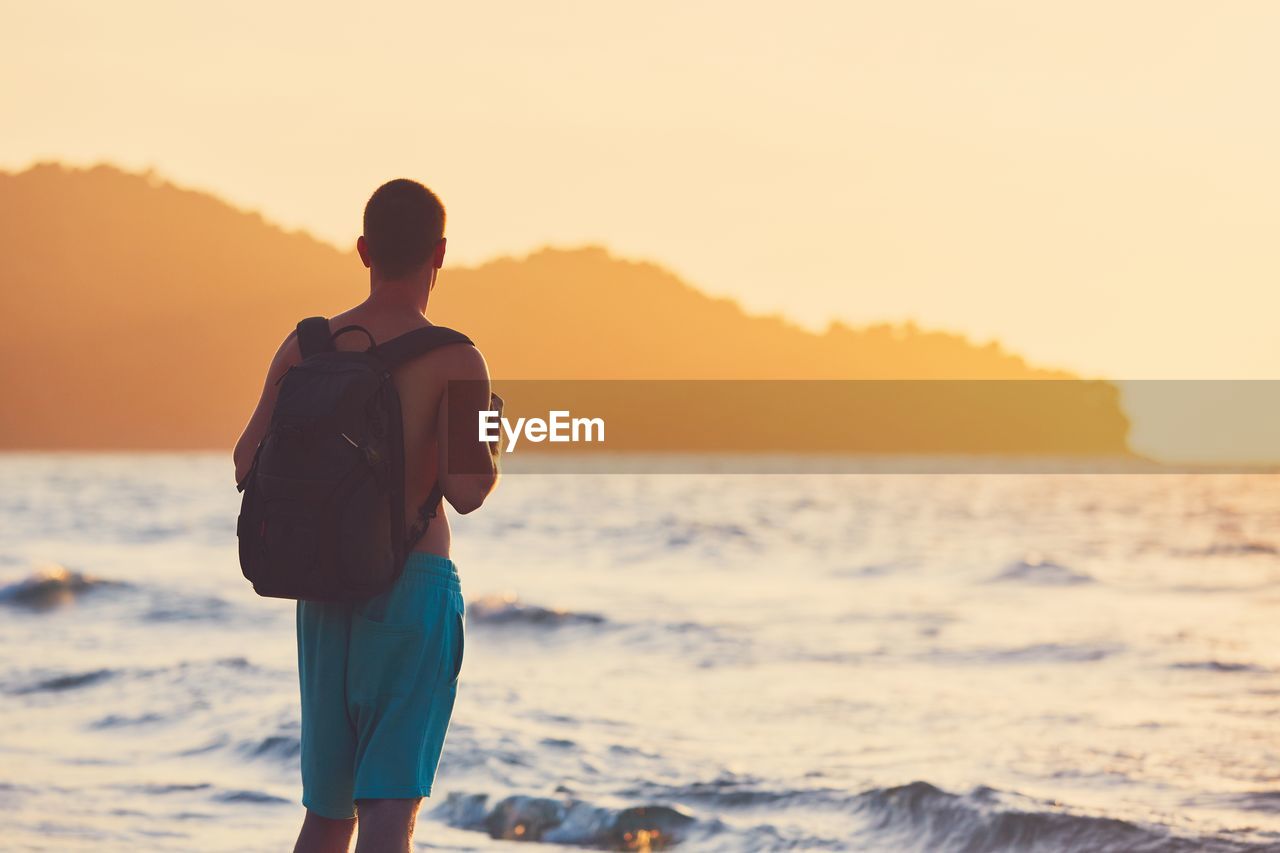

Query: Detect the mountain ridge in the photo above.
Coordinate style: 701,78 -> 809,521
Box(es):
0,162 -> 1123,450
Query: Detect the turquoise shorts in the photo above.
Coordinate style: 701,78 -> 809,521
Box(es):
295,553 -> 465,819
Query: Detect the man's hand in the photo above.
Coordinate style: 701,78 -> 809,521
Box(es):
434,347 -> 499,515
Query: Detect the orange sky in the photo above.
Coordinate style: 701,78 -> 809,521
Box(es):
3,1 -> 1279,381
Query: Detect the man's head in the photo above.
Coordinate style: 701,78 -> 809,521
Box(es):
357,179 -> 447,284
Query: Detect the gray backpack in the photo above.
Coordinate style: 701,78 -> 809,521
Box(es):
236,316 -> 471,601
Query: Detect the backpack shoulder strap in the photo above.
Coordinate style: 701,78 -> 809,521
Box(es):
375,326 -> 473,370
405,481 -> 445,552
378,326 -> 473,552
296,316 -> 334,360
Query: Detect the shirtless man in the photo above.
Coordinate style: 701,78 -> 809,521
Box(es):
232,179 -> 498,853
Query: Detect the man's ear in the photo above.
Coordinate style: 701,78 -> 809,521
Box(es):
356,235 -> 372,269
432,237 -> 447,270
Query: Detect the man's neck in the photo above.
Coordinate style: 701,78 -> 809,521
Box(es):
364,277 -> 430,315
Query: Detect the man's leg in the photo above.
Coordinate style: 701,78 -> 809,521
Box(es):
354,798 -> 421,853
297,600 -> 360,822
292,809 -> 357,853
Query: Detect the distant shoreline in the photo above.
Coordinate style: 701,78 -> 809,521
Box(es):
2,450 -> 1274,475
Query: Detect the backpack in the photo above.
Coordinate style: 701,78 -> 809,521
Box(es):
236,316 -> 472,602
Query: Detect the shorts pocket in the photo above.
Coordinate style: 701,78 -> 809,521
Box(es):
449,607 -> 465,684
347,612 -> 425,702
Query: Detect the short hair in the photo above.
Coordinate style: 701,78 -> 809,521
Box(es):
362,179 -> 446,279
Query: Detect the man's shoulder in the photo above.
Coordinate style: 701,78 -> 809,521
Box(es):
407,331 -> 486,377
267,327 -> 303,371
363,315 -> 476,366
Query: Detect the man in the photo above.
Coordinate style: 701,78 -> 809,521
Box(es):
233,179 -> 499,853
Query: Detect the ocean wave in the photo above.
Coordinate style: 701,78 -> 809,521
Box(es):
142,593 -> 231,623
660,518 -> 754,550
0,781 -> 35,806
212,789 -> 290,805
238,732 -> 302,763
91,711 -> 169,729
837,609 -> 955,626
843,781 -> 1247,853
95,700 -> 287,766
990,555 -> 1094,586
8,656 -> 262,697
468,593 -> 607,627
829,562 -> 905,579
640,777 -> 1271,851
121,782 -> 213,795
1171,660 -> 1272,674
924,642 -> 1123,666
175,734 -> 231,757
1175,541 -> 1279,558
432,780 -> 1266,851
432,791 -> 701,848
11,667 -> 116,694
0,564 -> 127,609
620,773 -> 851,810
984,642 -> 1121,664
1193,790 -> 1280,815
591,515 -> 763,562
113,782 -> 289,806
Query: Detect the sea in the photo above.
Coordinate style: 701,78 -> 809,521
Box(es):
2,453 -> 1279,852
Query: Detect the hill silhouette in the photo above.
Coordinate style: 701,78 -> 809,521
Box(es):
0,163 -> 1128,451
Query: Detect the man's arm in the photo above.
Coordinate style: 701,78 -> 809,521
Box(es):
435,345 -> 499,514
232,331 -> 299,485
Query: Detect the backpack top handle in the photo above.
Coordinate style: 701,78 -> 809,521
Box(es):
297,316 -> 379,357
331,324 -> 378,352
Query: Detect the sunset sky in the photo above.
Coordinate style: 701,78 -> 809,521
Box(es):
4,1 -> 1279,382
